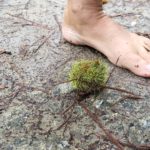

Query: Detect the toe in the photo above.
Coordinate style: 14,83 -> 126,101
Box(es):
121,54 -> 150,77
136,36 -> 150,63
144,41 -> 150,50
138,46 -> 150,63
140,36 -> 150,48
144,43 -> 150,53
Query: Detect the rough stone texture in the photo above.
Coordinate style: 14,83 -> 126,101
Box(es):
0,0 -> 150,150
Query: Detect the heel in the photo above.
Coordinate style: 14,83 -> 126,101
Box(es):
62,26 -> 84,45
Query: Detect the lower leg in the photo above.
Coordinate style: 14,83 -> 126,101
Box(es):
63,0 -> 150,77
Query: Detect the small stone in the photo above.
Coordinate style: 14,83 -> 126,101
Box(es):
131,21 -> 137,27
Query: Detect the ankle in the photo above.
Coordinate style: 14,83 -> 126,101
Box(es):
64,0 -> 104,26
68,0 -> 102,14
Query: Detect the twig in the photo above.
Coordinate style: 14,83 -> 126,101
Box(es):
51,79 -> 77,87
0,50 -> 12,55
13,83 -> 50,95
0,86 -> 24,112
60,101 -> 76,115
79,101 -> 150,150
53,108 -> 74,131
53,15 -> 62,44
103,85 -> 142,98
110,13 -> 135,18
7,13 -> 51,30
120,141 -> 150,150
107,56 -> 121,83
50,78 -> 142,100
32,32 -> 51,53
51,78 -> 139,96
79,101 -> 124,150
110,95 -> 142,108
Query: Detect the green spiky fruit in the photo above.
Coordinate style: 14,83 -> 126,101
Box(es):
69,59 -> 109,92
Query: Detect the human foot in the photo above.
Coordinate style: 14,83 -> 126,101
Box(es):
62,0 -> 150,77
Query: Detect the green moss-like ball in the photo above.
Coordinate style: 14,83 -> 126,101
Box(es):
69,59 -> 109,91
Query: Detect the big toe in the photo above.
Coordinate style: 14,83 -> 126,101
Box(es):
120,54 -> 150,77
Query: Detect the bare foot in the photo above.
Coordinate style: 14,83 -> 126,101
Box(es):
62,1 -> 150,77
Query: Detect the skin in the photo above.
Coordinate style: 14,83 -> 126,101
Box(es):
62,0 -> 150,77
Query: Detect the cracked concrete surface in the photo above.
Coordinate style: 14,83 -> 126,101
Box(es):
0,0 -> 150,149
